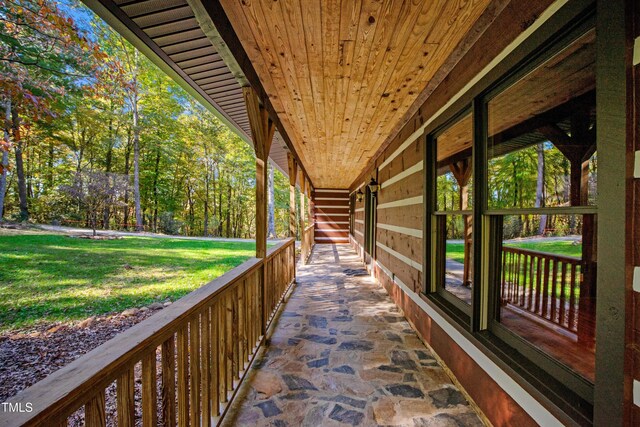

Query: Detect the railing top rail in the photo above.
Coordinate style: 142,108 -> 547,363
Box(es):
502,244 -> 581,264
266,237 -> 295,261
0,255 -> 268,426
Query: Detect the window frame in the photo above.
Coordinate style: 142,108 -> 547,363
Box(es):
421,4 -> 599,418
425,107 -> 475,315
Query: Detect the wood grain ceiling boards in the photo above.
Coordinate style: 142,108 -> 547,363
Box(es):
88,0 -> 294,177
219,0 -> 496,188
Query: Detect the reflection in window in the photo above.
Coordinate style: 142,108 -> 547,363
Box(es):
496,214 -> 596,382
487,29 -> 596,382
435,112 -> 473,305
488,29 -> 596,211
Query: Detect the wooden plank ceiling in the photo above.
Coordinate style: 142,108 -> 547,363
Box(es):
90,0 -> 293,177
219,0 -> 496,188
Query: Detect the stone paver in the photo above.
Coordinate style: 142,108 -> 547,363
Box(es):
223,244 -> 483,427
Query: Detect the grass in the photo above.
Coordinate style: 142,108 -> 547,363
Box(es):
445,239 -> 582,264
0,231 -> 257,332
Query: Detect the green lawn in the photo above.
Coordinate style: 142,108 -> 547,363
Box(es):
0,232 -> 256,332
446,239 -> 582,264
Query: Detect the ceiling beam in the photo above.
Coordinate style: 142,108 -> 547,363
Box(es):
186,0 -> 248,87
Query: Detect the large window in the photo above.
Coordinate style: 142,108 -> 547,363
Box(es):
431,111 -> 474,310
486,28 -> 596,389
425,19 -> 597,408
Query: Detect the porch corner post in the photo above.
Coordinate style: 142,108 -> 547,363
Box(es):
287,152 -> 298,282
287,153 -> 298,239
243,86 -> 275,336
299,169 -> 306,237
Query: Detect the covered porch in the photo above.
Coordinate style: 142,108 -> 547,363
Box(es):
0,0 -> 634,425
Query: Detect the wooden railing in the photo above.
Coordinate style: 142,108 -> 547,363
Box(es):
0,238 -> 295,427
301,224 -> 315,264
500,246 -> 581,332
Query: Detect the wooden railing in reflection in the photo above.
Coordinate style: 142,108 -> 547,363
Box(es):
301,224 -> 315,264
0,238 -> 296,427
500,246 -> 582,333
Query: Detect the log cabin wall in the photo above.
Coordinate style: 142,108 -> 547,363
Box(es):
313,189 -> 349,244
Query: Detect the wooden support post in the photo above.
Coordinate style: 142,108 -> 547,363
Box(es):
449,159 -> 473,286
243,86 -> 275,337
299,169 -> 306,237
539,113 -> 597,345
287,152 -> 297,239
306,177 -> 313,226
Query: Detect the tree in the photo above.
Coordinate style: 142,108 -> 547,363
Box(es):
0,0 -> 102,220
0,98 -> 10,218
61,171 -> 128,236
0,0 -> 293,238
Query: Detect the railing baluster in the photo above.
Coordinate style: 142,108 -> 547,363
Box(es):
534,256 -> 542,315
85,390 -> 106,427
551,259 -> 558,323
219,293 -> 228,404
177,326 -> 189,426
238,279 -> 246,371
201,308 -> 211,427
542,258 -> 550,319
568,263 -> 577,331
501,250 -> 507,302
244,278 -> 250,364
142,351 -> 158,427
232,286 -> 240,382
210,301 -> 219,417
226,291 -> 234,394
527,255 -> 534,310
559,262 -> 568,328
117,368 -> 135,427
162,336 -> 176,427
189,317 -> 201,426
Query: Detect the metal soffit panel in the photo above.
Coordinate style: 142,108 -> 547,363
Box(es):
95,0 -> 291,176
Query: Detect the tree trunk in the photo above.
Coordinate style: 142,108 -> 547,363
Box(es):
12,108 -> 28,221
267,162 -> 276,238
47,140 -> 54,188
123,133 -> 131,230
535,143 -> 547,235
0,98 -> 10,219
203,166 -> 210,236
132,90 -> 142,232
152,145 -> 161,232
103,117 -> 114,229
225,183 -> 231,237
217,188 -> 223,236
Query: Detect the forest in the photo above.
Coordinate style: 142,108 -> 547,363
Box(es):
0,0 -> 297,238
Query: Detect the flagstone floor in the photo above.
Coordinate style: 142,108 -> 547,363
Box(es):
222,244 -> 484,427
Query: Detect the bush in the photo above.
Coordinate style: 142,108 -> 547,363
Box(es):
158,212 -> 182,235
